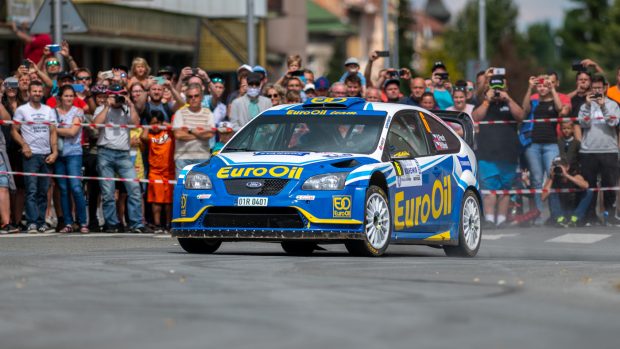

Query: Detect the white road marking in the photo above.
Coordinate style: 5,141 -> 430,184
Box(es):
483,233 -> 518,240
546,233 -> 611,244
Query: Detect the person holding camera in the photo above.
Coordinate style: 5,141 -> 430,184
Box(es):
542,157 -> 592,227
472,74 -> 524,228
578,75 -> 620,225
428,61 -> 453,110
521,75 -> 564,219
93,84 -> 151,234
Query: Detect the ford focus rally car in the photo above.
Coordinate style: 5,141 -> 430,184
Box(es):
171,97 -> 481,257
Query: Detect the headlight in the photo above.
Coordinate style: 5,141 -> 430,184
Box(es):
184,171 -> 212,190
302,173 -> 348,190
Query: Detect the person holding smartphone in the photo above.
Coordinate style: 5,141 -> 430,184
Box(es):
427,61 -> 454,110
578,75 -> 620,225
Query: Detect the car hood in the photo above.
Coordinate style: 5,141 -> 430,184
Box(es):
188,151 -> 380,180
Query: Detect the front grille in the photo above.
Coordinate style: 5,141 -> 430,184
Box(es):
224,178 -> 289,196
204,207 -> 305,228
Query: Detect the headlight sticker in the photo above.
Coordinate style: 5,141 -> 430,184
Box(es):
333,195 -> 352,218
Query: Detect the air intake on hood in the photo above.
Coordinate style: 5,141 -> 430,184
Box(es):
331,159 -> 360,168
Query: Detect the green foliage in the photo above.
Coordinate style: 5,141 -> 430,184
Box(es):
325,37 -> 347,84
397,0 -> 415,70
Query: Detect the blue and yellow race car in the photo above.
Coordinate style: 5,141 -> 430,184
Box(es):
171,97 -> 481,257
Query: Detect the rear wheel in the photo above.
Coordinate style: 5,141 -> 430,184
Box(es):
178,238 -> 222,254
345,185 -> 391,257
443,190 -> 481,257
281,241 -> 317,256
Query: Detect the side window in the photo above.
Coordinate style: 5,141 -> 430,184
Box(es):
420,112 -> 461,154
387,114 -> 430,159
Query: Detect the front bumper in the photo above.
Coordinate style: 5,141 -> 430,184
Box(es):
171,228 -> 363,241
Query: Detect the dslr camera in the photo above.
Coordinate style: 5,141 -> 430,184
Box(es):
113,95 -> 126,104
591,93 -> 603,99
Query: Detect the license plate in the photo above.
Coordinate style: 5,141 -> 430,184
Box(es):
237,197 -> 268,207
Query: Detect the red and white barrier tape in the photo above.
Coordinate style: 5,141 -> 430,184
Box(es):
0,170 -> 177,185
0,116 -> 614,128
1,170 -> 618,196
480,187 -> 618,195
0,119 -> 220,132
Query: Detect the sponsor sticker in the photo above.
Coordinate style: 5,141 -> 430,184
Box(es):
296,195 -> 316,201
322,153 -> 354,158
180,194 -> 188,217
333,195 -> 352,218
395,159 -> 422,188
457,155 -> 472,172
197,194 -> 212,200
253,151 -> 309,156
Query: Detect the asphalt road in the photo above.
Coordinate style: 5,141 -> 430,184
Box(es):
1,226 -> 620,349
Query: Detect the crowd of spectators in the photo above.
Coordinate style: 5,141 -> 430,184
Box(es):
1,28 -> 620,234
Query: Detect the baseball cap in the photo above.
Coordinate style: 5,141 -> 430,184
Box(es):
252,65 -> 267,77
344,57 -> 360,66
3,77 -> 18,88
217,121 -> 234,133
383,78 -> 400,89
107,84 -> 125,94
431,61 -> 447,72
237,64 -> 253,73
57,71 -> 75,81
315,76 -> 330,90
246,72 -> 262,85
303,83 -> 316,92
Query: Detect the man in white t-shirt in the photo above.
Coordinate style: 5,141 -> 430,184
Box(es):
11,81 -> 58,234
172,83 -> 215,176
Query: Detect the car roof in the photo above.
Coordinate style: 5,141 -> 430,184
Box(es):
262,97 -> 429,117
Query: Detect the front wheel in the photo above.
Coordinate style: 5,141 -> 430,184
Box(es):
345,185 -> 391,257
178,238 -> 222,254
443,190 -> 481,257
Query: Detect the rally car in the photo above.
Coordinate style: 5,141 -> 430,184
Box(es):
171,97 -> 481,257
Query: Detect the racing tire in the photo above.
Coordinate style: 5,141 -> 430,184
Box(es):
443,189 -> 481,257
345,185 -> 391,257
280,241 -> 317,256
178,238 -> 222,254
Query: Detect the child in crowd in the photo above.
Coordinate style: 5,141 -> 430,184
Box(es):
211,121 -> 235,155
558,120 -> 580,167
276,54 -> 304,87
339,57 -> 367,93
141,110 -> 174,234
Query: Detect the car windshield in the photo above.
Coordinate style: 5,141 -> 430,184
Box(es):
223,115 -> 384,154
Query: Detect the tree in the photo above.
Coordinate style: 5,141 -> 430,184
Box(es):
397,0 -> 415,70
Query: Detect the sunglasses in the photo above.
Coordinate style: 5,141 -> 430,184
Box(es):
187,94 -> 201,99
212,77 -> 224,83
77,76 -> 91,81
46,61 -> 60,66
267,94 -> 279,98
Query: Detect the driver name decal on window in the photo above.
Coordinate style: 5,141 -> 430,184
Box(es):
432,133 -> 449,151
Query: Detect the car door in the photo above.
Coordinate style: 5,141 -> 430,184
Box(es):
386,111 -> 441,235
417,111 -> 464,232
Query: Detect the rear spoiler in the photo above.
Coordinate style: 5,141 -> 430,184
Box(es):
432,110 -> 476,149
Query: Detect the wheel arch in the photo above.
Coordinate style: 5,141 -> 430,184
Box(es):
466,185 -> 484,217
369,171 -> 389,196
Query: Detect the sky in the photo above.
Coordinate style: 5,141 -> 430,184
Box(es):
414,0 -> 576,31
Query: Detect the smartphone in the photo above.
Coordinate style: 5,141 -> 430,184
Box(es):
493,68 -> 506,75
46,44 -> 61,53
437,72 -> 449,80
154,76 -> 166,85
572,62 -> 586,72
191,68 -> 198,75
399,68 -> 408,76
100,70 -> 114,80
592,93 -> 603,99
71,83 -> 85,93
537,78 -> 545,84
375,50 -> 390,57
